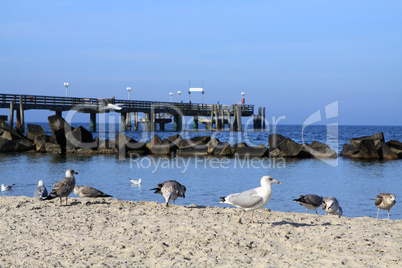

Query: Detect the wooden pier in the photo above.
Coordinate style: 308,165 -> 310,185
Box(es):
0,93 -> 266,132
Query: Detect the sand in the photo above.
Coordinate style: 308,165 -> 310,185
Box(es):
0,196 -> 400,267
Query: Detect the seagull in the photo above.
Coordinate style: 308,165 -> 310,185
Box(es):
34,180 -> 48,197
220,176 -> 281,224
74,185 -> 112,198
130,178 -> 142,185
293,194 -> 323,214
1,183 -> 15,191
151,180 -> 186,207
373,193 -> 396,219
41,169 -> 78,206
100,103 -> 123,111
322,197 -> 343,216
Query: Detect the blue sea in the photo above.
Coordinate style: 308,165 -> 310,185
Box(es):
1,122 -> 401,219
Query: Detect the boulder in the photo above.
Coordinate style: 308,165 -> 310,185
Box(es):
377,142 -> 399,160
146,134 -> 162,151
179,136 -> 211,149
43,142 -> 62,153
386,140 -> 402,158
212,142 -> 233,157
26,124 -> 46,141
151,140 -> 178,155
127,142 -> 149,155
166,134 -> 182,146
234,146 -> 268,158
233,142 -> 248,148
48,115 -> 73,153
269,138 -> 303,158
115,132 -> 137,153
302,141 -> 337,159
0,120 -> 23,140
350,140 -> 380,159
177,145 -> 208,157
339,144 -> 356,157
66,126 -> 97,150
0,138 -> 34,152
97,139 -> 117,154
268,133 -> 286,149
349,132 -> 384,148
206,138 -> 220,155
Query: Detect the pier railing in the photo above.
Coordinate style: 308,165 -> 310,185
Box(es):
0,93 -> 254,116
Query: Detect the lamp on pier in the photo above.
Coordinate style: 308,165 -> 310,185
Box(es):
177,91 -> 181,102
241,92 -> 245,105
169,92 -> 173,102
127,87 -> 132,100
64,82 -> 69,97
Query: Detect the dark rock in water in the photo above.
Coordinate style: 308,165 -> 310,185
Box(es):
377,142 -> 399,160
212,142 -> 233,157
234,146 -> 268,158
151,139 -> 178,155
302,141 -> 337,159
48,115 -> 73,153
99,139 -> 116,150
339,144 -> 356,157
349,132 -> 384,148
206,138 -> 220,155
268,133 -> 286,150
0,137 -> 34,152
179,136 -> 211,149
350,140 -> 380,159
115,132 -> 137,153
269,138 -> 302,158
166,134 -> 182,146
177,145 -> 208,156
386,140 -> 402,158
233,142 -> 248,148
26,124 -> 46,142
66,126 -> 97,150
146,134 -> 162,151
0,120 -> 23,140
127,141 -> 149,155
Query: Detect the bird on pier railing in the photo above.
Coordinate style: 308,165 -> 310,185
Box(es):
99,103 -> 123,111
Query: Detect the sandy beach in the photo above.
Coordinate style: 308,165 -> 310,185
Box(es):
0,196 -> 400,267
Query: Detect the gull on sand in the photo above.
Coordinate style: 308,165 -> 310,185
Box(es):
34,180 -> 48,197
220,176 -> 281,224
1,183 -> 15,191
74,185 -> 112,198
322,197 -> 343,217
41,169 -> 78,205
373,193 -> 396,219
293,194 -> 323,214
151,180 -> 186,207
130,178 -> 142,185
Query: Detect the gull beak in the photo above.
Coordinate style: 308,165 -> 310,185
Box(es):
274,180 -> 281,184
74,171 -> 79,175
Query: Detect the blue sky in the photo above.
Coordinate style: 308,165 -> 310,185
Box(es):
1,1 -> 401,125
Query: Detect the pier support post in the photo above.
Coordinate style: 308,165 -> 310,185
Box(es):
193,116 -> 199,130
236,106 -> 242,131
126,112 -> 132,130
226,110 -> 232,131
258,107 -> 262,130
173,114 -> 182,131
160,123 -> 165,131
56,111 -> 62,117
134,112 -> 138,131
145,113 -> 150,131
90,113 -> 96,132
210,105 -> 214,131
17,96 -> 25,133
9,101 -> 14,128
215,105 -> 221,131
263,107 -> 266,130
221,108 -> 225,130
150,112 -> 156,132
120,113 -> 127,132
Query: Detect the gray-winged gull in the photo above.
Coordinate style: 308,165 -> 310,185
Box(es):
41,169 -> 78,205
220,176 -> 281,224
1,183 -> 15,191
151,180 -> 186,207
74,185 -> 112,198
373,193 -> 396,219
130,178 -> 142,185
34,180 -> 48,197
293,194 -> 323,214
322,197 -> 343,216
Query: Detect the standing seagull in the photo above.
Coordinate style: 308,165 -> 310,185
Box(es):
322,197 -> 343,216
293,194 -> 323,214
374,193 -> 396,219
34,180 -> 48,197
1,183 -> 15,191
41,169 -> 78,206
151,180 -> 186,207
74,185 -> 112,198
220,176 -> 281,224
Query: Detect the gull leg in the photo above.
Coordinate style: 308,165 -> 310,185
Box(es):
238,211 -> 245,224
251,211 -> 254,224
66,197 -> 68,206
306,208 -> 308,213
377,208 -> 380,219
59,197 -> 62,206
315,210 -> 318,215
387,210 -> 390,219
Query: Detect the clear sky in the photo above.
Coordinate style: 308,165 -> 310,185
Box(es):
1,1 -> 401,125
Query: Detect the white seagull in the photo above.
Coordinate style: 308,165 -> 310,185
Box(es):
373,193 -> 396,219
41,169 -> 78,206
151,180 -> 186,207
220,176 -> 281,224
293,194 -> 323,214
322,197 -> 343,216
1,183 -> 15,191
130,178 -> 142,185
34,180 -> 48,197
100,103 -> 123,111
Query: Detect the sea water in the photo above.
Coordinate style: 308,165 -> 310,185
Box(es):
1,123 -> 401,219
